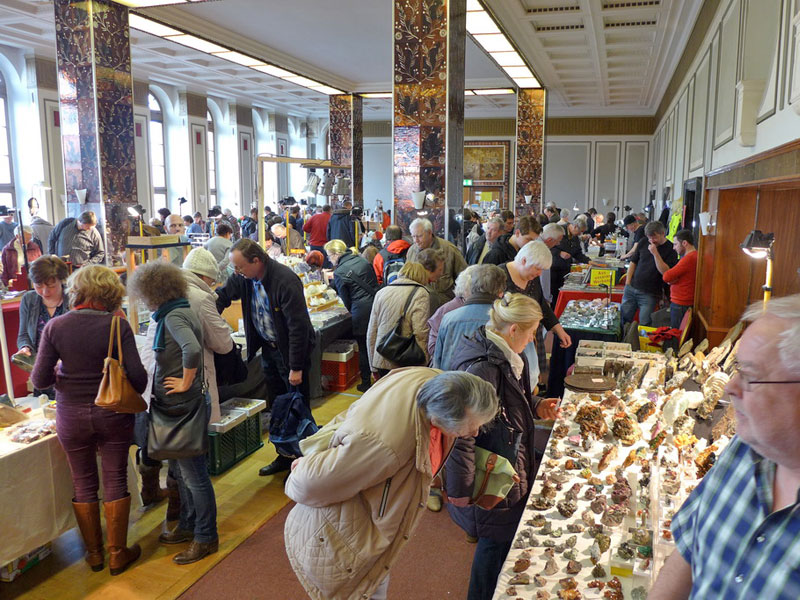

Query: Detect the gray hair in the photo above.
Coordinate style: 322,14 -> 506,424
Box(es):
454,265 -> 479,299
515,239 -> 553,269
540,223 -> 565,242
560,208 -> 570,220
14,225 -> 32,237
488,216 -> 505,230
644,221 -> 666,236
470,264 -> 507,297
743,294 -> 800,373
572,217 -> 588,233
416,371 -> 499,434
409,217 -> 433,233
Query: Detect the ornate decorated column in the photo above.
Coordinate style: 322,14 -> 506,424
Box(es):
514,88 -> 546,217
54,0 -> 137,263
392,0 -> 466,236
329,94 -> 363,206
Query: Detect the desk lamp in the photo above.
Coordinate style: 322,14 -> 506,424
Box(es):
740,230 -> 775,310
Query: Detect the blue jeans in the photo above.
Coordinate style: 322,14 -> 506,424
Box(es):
621,285 -> 658,326
170,454 -> 217,543
467,537 -> 512,600
670,302 -> 691,329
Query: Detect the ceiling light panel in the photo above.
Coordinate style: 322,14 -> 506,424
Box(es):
116,0 -> 187,7
514,77 -> 541,88
283,75 -> 322,88
166,34 -> 228,54
466,12 -> 500,34
211,51 -> 265,67
472,33 -> 514,53
128,14 -> 181,36
360,92 -> 393,98
503,66 -> 533,78
491,51 -> 526,67
473,88 -> 515,95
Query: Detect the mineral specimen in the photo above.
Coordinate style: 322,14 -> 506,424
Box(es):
595,533 -> 611,553
553,423 -> 570,438
567,523 -> 584,533
611,479 -> 632,505
575,404 -> 608,438
565,560 -> 582,574
563,549 -> 577,561
509,573 -> 530,585
617,542 -> 635,560
598,444 -> 618,472
530,496 -> 555,511
611,411 -> 641,446
584,486 -> 598,500
551,527 -> 563,538
557,499 -> 578,518
529,515 -> 547,527
534,574 -> 547,587
592,564 -> 607,578
557,591 -> 582,600
513,558 -> 530,572
536,591 -> 551,600
601,504 -> 627,527
566,535 -> 577,548
543,558 -> 559,575
591,495 -> 607,514
634,400 -> 655,423
559,577 -> 578,590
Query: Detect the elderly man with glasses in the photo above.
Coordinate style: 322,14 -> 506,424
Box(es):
651,294 -> 800,600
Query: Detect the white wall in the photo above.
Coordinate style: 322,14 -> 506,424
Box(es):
363,137 -> 392,212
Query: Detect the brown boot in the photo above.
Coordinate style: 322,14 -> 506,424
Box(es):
72,500 -> 104,572
166,474 -> 181,522
103,495 -> 141,576
139,464 -> 167,507
173,539 -> 219,565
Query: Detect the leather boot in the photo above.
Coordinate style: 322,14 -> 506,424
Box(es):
173,539 -> 219,565
138,463 -> 167,507
103,495 -> 141,576
72,500 -> 104,572
166,473 -> 181,522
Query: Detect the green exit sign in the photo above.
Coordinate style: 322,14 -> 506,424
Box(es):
463,179 -> 473,186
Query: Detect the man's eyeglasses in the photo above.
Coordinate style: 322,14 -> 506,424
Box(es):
731,360 -> 800,391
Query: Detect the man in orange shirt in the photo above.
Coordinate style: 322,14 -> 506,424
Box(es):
657,229 -> 698,329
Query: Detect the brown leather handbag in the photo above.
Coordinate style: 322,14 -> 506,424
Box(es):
95,316 -> 147,414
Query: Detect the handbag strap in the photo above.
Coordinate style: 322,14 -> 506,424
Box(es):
399,285 -> 421,318
106,315 -> 120,364
115,315 -> 123,368
474,452 -> 497,500
344,269 -> 378,297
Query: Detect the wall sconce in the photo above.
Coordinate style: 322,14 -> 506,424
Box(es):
75,189 -> 87,204
698,211 -> 715,235
524,195 -> 532,204
412,191 -> 426,210
741,230 -> 775,310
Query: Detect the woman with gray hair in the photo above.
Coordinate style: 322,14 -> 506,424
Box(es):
1,224 -> 42,288
502,240 -> 572,387
284,368 -> 499,600
426,264 -> 479,358
550,217 -> 590,304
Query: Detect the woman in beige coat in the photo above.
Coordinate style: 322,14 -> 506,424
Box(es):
284,368 -> 499,600
366,262 -> 430,378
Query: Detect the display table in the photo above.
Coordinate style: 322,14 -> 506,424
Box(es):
554,287 -> 624,318
0,408 -> 140,567
1,298 -> 30,399
548,305 -> 622,399
493,360 -> 733,599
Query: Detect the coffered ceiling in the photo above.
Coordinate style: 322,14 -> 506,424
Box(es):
0,0 -> 705,120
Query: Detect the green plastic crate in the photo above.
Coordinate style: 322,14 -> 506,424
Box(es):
206,413 -> 265,476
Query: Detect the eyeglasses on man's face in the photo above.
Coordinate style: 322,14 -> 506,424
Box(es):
731,360 -> 800,392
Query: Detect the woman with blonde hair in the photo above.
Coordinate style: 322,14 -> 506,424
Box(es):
445,292 -> 561,600
324,239 -> 380,392
366,260 -> 431,379
31,265 -> 148,576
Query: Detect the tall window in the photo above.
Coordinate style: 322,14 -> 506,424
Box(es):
0,74 -> 14,209
207,111 -> 216,205
148,93 -> 167,211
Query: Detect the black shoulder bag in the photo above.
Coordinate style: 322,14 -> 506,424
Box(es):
376,285 -> 426,367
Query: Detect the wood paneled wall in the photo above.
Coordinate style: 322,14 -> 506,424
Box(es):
697,182 -> 800,346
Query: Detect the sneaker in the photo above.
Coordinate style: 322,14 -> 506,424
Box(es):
426,489 -> 442,512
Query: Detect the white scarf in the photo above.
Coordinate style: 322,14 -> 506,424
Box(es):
486,328 -> 525,380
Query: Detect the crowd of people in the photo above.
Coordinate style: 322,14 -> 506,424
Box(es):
13,196 -> 751,600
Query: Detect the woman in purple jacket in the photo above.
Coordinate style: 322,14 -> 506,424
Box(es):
31,265 -> 147,576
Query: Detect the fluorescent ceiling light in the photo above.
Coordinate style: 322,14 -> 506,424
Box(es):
128,14 -> 181,37
166,34 -> 228,54
466,0 -> 483,11
311,85 -> 346,95
472,33 -> 514,53
491,51 -> 526,67
360,92 -> 392,98
253,64 -> 294,78
283,75 -> 321,89
503,66 -> 533,79
473,88 -> 514,95
211,51 -> 265,67
514,77 -> 541,88
116,0 -> 187,7
466,12 -> 500,34
464,90 -> 476,96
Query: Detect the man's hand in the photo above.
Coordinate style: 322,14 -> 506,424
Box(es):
536,398 -> 561,420
17,346 -> 32,357
560,251 -> 571,260
648,242 -> 659,256
289,369 -> 303,386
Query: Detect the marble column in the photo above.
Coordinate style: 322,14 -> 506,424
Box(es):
329,94 -> 363,206
514,88 -> 546,217
54,0 -> 137,264
392,0 -> 466,236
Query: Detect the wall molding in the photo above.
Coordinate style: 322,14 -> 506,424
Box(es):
705,137 -> 800,188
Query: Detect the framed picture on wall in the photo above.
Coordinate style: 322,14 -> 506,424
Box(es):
463,141 -> 511,207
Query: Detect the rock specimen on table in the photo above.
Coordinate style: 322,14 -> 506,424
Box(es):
621,448 -> 638,469
530,496 -> 555,511
597,444 -> 618,472
550,469 -> 570,484
542,481 -> 558,500
584,486 -> 598,500
563,549 -> 577,560
695,444 -> 719,477
567,523 -> 584,533
536,591 -> 551,600
611,411 -> 641,445
592,563 -> 607,578
540,521 -> 552,535
505,586 -> 516,596
557,499 -> 578,518
672,414 -> 695,437
595,533 -> 611,553
601,503 -> 628,527
557,590 -> 582,600
634,400 -> 655,423
591,494 -> 607,514
551,527 -> 563,538
575,404 -> 608,438
551,447 -> 564,459
529,514 -> 547,527
565,535 -> 577,548
559,576 -> 578,590
513,557 -> 530,572
565,560 -> 582,574
711,403 -> 737,440
553,423 -> 570,438
509,573 -> 530,585
582,509 -> 597,527
533,574 -> 547,587
543,557 -> 559,575
611,478 -> 632,505
617,541 -> 636,560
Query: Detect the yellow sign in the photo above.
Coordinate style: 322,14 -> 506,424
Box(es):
589,268 -> 616,287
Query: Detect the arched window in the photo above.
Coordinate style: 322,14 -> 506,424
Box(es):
0,73 -> 14,209
148,92 -> 167,211
207,110 -> 216,205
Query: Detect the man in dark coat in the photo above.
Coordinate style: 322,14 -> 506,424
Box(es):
326,200 -> 362,248
216,239 -> 316,477
482,215 -> 541,266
